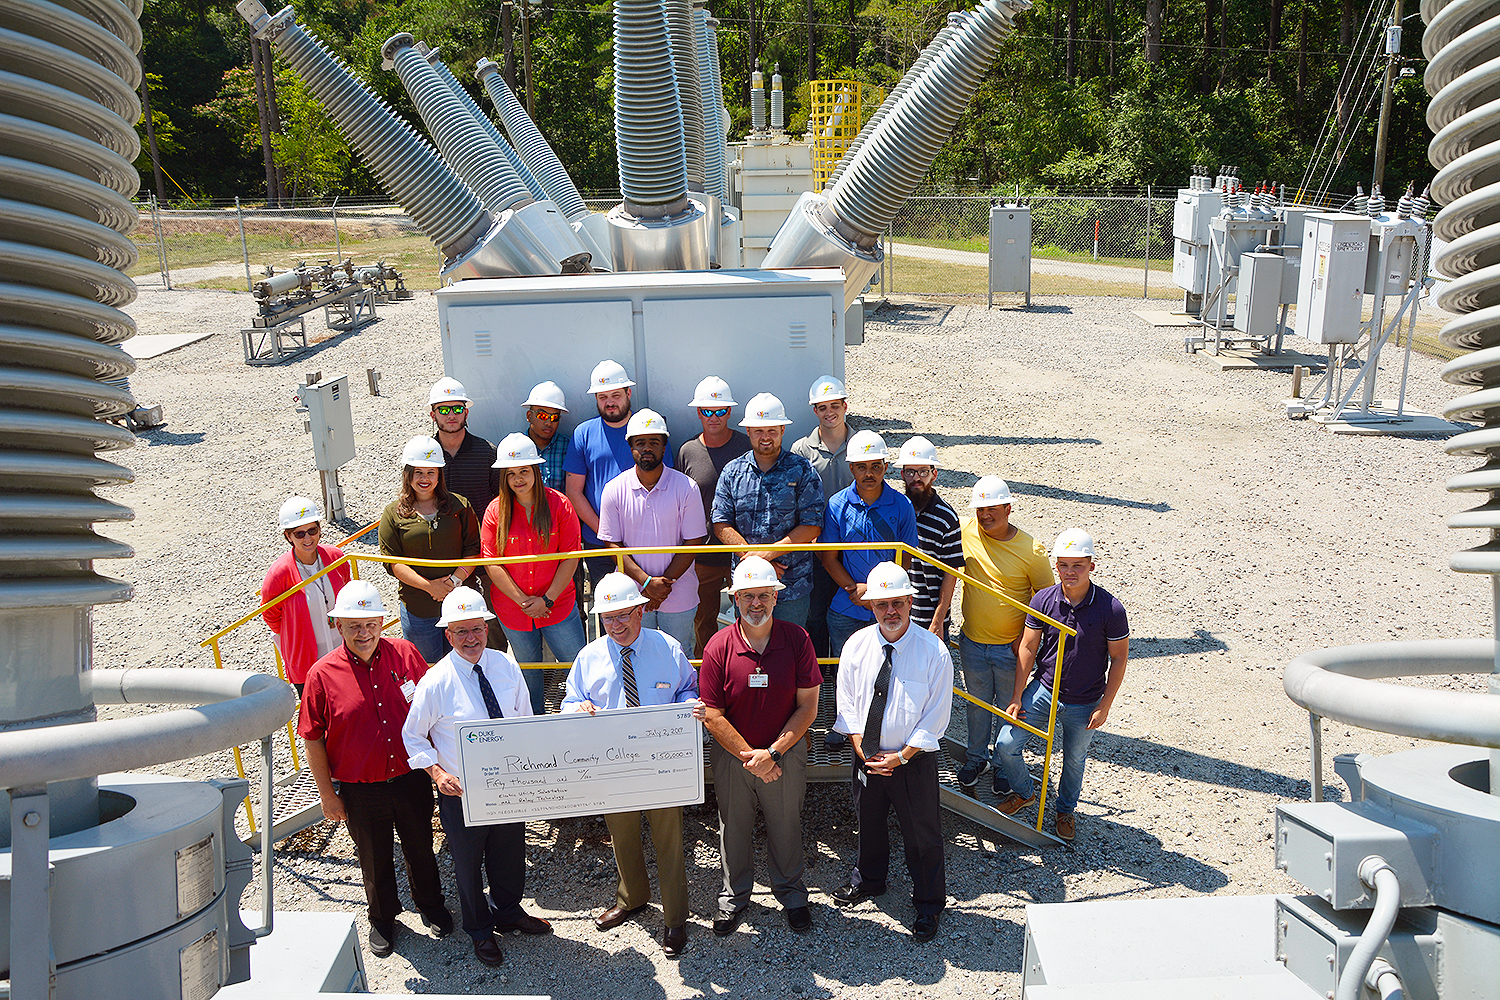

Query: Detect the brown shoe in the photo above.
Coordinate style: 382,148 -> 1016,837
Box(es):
594,902 -> 647,931
995,791 -> 1036,816
1055,813 -> 1076,842
662,923 -> 687,958
495,913 -> 552,935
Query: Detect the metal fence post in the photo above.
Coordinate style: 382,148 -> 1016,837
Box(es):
1143,184 -> 1151,299
238,196 -> 252,292
332,195 -> 340,258
150,194 -> 170,290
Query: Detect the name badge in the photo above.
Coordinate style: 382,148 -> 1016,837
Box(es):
856,768 -> 868,786
400,680 -> 416,703
655,681 -> 671,689
748,674 -> 769,688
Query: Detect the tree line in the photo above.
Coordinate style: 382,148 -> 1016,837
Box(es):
135,0 -> 1431,206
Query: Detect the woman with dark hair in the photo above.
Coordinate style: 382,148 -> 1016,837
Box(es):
482,432 -> 586,714
379,435 -> 481,662
262,495 -> 350,695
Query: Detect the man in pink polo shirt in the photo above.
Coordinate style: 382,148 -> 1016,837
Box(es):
596,409 -> 708,654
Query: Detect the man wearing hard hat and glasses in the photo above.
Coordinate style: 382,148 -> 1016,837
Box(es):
403,588 -> 552,967
299,580 -> 453,959
562,573 -> 702,958
521,380 -> 570,490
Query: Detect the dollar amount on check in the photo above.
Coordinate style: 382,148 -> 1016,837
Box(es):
455,703 -> 705,826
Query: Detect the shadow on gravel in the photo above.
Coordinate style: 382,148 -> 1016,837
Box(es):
1129,629 -> 1229,659
1090,732 -> 1308,799
1005,479 -> 1171,512
139,428 -> 206,446
855,417 -> 1101,451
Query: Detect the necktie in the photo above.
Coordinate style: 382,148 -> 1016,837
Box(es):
620,645 -> 640,708
862,643 -> 896,757
473,663 -> 504,719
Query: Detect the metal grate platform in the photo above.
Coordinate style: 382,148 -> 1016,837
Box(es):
237,766 -> 325,848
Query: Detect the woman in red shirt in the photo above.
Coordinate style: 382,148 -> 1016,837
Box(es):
483,432 -> 586,714
261,496 -> 351,695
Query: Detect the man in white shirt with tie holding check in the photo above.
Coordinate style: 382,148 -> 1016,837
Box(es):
831,562 -> 953,943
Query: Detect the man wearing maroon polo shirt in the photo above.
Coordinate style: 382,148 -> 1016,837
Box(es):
698,557 -> 822,936
300,580 -> 452,959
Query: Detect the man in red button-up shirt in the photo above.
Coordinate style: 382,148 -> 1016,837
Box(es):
299,580 -> 452,958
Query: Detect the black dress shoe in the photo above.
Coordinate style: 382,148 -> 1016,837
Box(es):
830,882 -> 886,906
662,923 -> 687,957
421,908 -> 455,938
712,908 -> 747,936
911,913 -> 940,943
473,936 -> 505,966
785,906 -> 812,932
368,920 -> 396,957
494,913 -> 553,935
594,902 -> 648,931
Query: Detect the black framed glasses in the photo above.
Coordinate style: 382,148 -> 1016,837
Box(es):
290,524 -> 322,539
529,409 -> 560,423
435,404 -> 467,415
699,407 -> 730,418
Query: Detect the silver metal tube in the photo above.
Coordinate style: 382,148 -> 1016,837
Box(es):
1309,711 -> 1323,802
1334,859 -> 1401,1000
613,0 -> 688,210
666,0 -> 705,189
475,58 -> 589,219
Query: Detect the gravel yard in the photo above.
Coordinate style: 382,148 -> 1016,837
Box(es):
97,283 -> 1489,997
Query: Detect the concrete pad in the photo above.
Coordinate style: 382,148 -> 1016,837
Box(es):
1133,309 -> 1198,327
1200,348 -> 1326,371
123,331 -> 215,360
1311,407 -> 1466,437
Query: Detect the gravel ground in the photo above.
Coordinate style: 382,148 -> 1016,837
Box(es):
96,283 -> 1490,997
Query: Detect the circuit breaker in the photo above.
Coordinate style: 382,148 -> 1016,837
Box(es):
1294,213 -> 1371,345
298,373 -> 355,472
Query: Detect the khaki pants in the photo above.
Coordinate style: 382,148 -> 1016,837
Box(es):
604,806 -> 688,927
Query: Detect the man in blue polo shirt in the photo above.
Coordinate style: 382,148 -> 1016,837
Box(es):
994,529 -> 1130,842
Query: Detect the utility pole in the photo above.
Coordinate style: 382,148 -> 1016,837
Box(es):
249,31 -> 277,206
138,55 -> 166,204
502,0 -> 516,89
1372,0 -> 1404,190
521,0 -> 534,118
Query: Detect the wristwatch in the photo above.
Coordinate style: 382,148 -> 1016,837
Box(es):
541,595 -> 555,609
768,748 -> 783,764
448,573 -> 462,586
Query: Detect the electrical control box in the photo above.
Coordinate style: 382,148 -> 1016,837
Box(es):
1294,213 -> 1371,344
297,373 -> 355,472
1365,219 -> 1421,296
1171,188 -> 1222,295
1234,252 -> 1285,339
988,204 -> 1031,306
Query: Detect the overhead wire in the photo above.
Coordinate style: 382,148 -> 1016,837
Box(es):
1299,0 -> 1392,203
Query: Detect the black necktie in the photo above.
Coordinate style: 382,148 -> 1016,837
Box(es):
862,643 -> 896,757
473,663 -> 504,719
620,645 -> 640,708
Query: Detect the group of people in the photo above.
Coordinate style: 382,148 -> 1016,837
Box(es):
256,363 -> 1131,966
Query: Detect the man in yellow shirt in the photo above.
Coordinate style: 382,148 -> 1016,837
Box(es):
957,477 -> 1054,796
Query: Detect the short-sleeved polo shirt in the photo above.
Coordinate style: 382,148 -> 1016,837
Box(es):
1024,583 -> 1129,705
299,637 -> 430,783
699,620 -> 823,748
821,482 -> 919,620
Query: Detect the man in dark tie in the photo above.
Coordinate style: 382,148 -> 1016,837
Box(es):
561,573 -> 701,957
831,562 -> 953,942
402,588 -> 552,967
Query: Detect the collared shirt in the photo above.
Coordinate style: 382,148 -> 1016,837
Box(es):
379,497 -> 482,619
822,482 -> 919,621
791,427 -> 853,498
1025,583 -> 1130,705
710,449 -> 825,601
563,414 -> 675,546
909,493 -> 962,629
960,519 -> 1054,645
834,622 -> 953,754
442,431 -> 501,521
677,431 -> 752,568
480,488 -> 581,630
561,627 -> 699,711
299,637 -> 429,783
597,466 -> 707,613
403,648 -> 531,776
699,620 -> 822,749
535,433 -> 569,491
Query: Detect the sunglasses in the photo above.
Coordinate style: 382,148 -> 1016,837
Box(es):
699,407 -> 730,418
290,525 -> 321,539
434,404 -> 466,415
529,409 -> 560,423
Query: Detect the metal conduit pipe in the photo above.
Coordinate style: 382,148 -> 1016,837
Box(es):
1366,959 -> 1405,1000
475,58 -> 588,219
235,1 -> 491,264
421,44 -> 548,204
1333,858 -> 1401,1000
1423,0 -> 1500,792
826,11 -> 969,188
694,2 -> 724,201
666,0 -> 705,190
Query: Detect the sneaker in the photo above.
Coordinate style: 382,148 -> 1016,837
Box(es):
991,768 -> 1012,797
995,791 -> 1036,816
956,758 -> 988,791
1055,813 -> 1076,842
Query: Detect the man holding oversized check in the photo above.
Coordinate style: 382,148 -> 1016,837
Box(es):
562,572 -> 703,958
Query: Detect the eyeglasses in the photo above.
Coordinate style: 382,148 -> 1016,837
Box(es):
340,620 -> 383,634
901,467 -> 936,481
290,524 -> 322,539
446,625 -> 487,639
434,404 -> 467,415
529,409 -> 560,423
699,407 -> 730,418
600,610 -> 636,625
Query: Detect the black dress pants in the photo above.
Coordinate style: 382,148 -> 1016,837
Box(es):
339,769 -> 447,926
851,752 -> 946,915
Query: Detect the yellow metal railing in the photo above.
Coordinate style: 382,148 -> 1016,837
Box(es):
203,535 -> 1074,835
809,78 -> 884,191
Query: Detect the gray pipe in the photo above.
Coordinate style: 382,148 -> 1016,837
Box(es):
476,58 -> 589,219
666,0 -> 705,190
1334,860 -> 1401,1000
421,45 -> 549,203
613,0 -> 688,210
694,3 -> 724,201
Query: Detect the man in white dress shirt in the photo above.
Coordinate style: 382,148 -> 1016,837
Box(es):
562,573 -> 700,958
831,562 -> 953,943
402,588 -> 552,968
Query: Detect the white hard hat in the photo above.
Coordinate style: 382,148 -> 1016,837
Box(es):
331,580 -> 386,619
436,586 -> 496,626
401,435 -> 446,468
278,495 -> 321,530
625,408 -> 669,440
808,375 -> 847,404
492,432 -> 545,468
846,429 -> 889,462
429,376 -> 472,405
739,392 -> 793,427
728,556 -> 786,593
589,572 -> 651,615
1052,528 -> 1097,559
523,380 -> 568,412
892,435 -> 941,468
865,561 -> 916,598
688,375 -> 736,408
589,359 -> 635,393
970,475 -> 1013,508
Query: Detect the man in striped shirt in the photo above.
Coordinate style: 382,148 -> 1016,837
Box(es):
892,437 -> 962,639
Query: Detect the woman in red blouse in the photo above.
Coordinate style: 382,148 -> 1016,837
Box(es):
261,496 -> 350,694
482,432 -> 586,714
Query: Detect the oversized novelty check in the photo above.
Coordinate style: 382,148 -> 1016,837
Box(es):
455,703 -> 704,826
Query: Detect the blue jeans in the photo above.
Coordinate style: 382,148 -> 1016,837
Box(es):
826,609 -> 871,658
770,593 -> 810,628
400,606 -> 449,663
995,678 -> 1099,815
959,634 -> 1017,765
504,614 -> 587,716
641,608 -> 697,656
